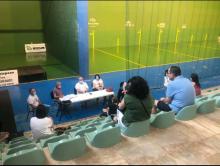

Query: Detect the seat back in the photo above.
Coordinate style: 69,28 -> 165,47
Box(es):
197,99 -> 216,114
150,111 -> 175,128
175,104 -> 197,121
64,127 -> 81,135
7,143 -> 37,155
70,127 -> 96,137
3,147 -> 46,165
214,96 -> 220,108
121,119 -> 150,137
36,133 -> 56,143
209,92 -> 220,99
48,136 -> 86,161
9,140 -> 32,149
40,134 -> 69,148
90,126 -> 121,148
9,137 -> 28,144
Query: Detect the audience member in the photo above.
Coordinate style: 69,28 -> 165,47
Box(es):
117,76 -> 153,128
164,69 -> 170,87
75,77 -> 89,94
152,66 -> 195,114
27,88 -> 41,111
100,96 -> 118,119
117,81 -> 127,102
53,82 -> 64,100
30,104 -> 54,141
190,73 -> 201,96
92,74 -> 104,91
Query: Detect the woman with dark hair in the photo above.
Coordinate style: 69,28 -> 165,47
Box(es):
92,74 -> 104,91
117,76 -> 154,127
30,104 -> 54,141
117,81 -> 127,102
190,73 -> 201,96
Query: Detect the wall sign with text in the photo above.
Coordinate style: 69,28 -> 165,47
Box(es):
0,70 -> 19,87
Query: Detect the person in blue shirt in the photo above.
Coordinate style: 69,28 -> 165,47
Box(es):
152,66 -> 195,114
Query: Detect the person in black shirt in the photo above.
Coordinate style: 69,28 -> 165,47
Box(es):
117,81 -> 127,102
100,96 -> 118,119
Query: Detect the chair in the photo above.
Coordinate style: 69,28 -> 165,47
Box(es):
64,127 -> 81,135
26,104 -> 37,121
120,119 -> 150,137
175,104 -> 197,121
197,99 -> 216,114
96,121 -> 115,130
209,92 -> 220,99
85,126 -> 121,148
40,134 -> 69,148
9,140 -> 33,149
56,100 -> 72,121
48,136 -> 86,161
70,127 -> 96,137
3,146 -> 46,165
7,143 -> 37,155
9,136 -> 29,144
214,96 -> 220,108
195,96 -> 208,103
36,133 -> 57,143
150,111 -> 175,129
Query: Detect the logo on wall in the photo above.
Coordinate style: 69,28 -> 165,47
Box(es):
88,17 -> 99,28
125,20 -> 134,27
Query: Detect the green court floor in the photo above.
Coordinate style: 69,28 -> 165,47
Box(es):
0,52 -> 78,79
89,41 -> 220,74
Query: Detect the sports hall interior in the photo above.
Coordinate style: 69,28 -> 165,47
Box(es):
0,1 -> 220,165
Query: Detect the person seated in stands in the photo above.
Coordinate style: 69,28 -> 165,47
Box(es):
53,81 -> 64,100
100,96 -> 118,119
152,66 -> 195,114
117,81 -> 127,102
117,76 -> 153,128
164,69 -> 170,87
27,88 -> 41,111
30,104 -> 54,141
190,73 -> 201,96
75,76 -> 89,94
92,74 -> 104,91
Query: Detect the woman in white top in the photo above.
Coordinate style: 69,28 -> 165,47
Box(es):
164,69 -> 170,87
27,88 -> 41,111
30,104 -> 54,141
92,74 -> 104,91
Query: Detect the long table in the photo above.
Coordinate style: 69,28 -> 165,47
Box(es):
60,89 -> 114,103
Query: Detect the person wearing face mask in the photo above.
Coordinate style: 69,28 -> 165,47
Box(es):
92,74 -> 104,91
75,77 -> 89,94
27,88 -> 41,111
53,82 -> 64,100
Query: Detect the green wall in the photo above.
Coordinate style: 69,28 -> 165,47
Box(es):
0,1 -> 43,54
41,1 -> 79,74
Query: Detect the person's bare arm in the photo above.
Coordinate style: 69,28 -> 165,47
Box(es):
160,97 -> 171,104
118,98 -> 125,110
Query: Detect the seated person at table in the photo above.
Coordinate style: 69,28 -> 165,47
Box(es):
152,66 -> 195,114
117,81 -> 127,102
92,74 -> 104,91
75,77 -> 89,94
190,73 -> 201,96
30,104 -> 54,141
53,82 -> 64,100
117,76 -> 153,128
27,88 -> 41,111
100,96 -> 118,119
164,69 -> 170,87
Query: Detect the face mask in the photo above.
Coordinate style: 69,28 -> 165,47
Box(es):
80,81 -> 83,84
96,77 -> 99,80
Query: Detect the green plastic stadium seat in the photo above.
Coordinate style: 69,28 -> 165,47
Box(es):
85,126 -> 121,148
96,121 -> 115,130
36,133 -> 56,143
84,122 -> 102,128
48,136 -> 86,161
8,140 -> 32,149
197,99 -> 216,114
214,96 -> 220,108
7,143 -> 37,155
69,127 -> 96,137
120,119 -> 150,137
64,127 -> 81,135
9,137 -> 29,144
150,111 -> 175,128
40,134 -> 69,148
195,96 -> 208,103
175,104 -> 197,121
3,146 -> 46,165
209,92 -> 220,99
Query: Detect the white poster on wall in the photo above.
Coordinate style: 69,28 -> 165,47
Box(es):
0,70 -> 19,87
